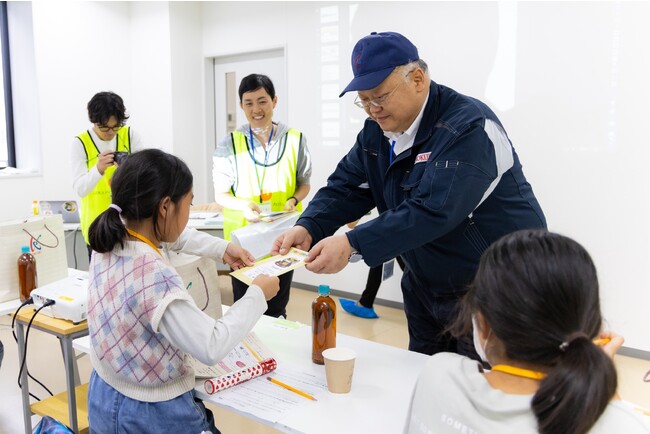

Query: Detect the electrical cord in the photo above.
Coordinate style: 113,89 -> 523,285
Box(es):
12,298 -> 56,401
65,226 -> 79,270
72,226 -> 78,269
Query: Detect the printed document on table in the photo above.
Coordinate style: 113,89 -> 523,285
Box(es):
230,248 -> 308,285
192,332 -> 274,379
207,364 -> 328,423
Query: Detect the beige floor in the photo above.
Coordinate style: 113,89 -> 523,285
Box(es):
0,278 -> 648,434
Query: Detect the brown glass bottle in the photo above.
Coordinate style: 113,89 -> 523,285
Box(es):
312,284 -> 336,364
18,246 -> 38,302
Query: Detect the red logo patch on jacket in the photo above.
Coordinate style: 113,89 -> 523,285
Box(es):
415,152 -> 431,164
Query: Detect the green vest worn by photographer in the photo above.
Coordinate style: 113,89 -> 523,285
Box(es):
76,127 -> 131,244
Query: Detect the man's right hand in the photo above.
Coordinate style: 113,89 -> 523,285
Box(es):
96,150 -> 116,175
272,226 -> 313,255
251,274 -> 280,301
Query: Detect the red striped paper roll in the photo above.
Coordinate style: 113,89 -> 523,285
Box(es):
204,358 -> 277,394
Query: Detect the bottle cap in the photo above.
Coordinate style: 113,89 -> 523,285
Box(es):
21,246 -> 30,253
318,284 -> 330,295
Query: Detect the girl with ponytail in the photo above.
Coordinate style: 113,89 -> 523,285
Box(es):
86,149 -> 280,433
405,229 -> 650,434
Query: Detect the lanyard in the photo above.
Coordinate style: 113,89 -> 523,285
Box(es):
389,140 -> 396,164
249,125 -> 275,203
490,364 -> 546,380
126,228 -> 162,257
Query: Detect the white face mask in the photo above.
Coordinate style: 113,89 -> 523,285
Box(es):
472,315 -> 490,362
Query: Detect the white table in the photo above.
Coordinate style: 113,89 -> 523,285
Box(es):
75,312 -> 428,434
0,298 -> 23,316
13,269 -> 90,433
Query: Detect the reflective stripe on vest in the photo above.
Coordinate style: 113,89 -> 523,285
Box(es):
222,128 -> 302,240
77,127 -> 131,244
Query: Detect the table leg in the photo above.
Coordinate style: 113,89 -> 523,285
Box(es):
61,336 -> 79,433
16,322 -> 32,434
59,337 -> 81,386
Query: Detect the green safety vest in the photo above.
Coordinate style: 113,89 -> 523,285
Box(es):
77,127 -> 131,244
223,129 -> 302,239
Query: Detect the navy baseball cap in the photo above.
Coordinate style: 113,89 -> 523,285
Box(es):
339,31 -> 419,98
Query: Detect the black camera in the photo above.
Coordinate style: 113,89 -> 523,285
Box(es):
113,152 -> 129,165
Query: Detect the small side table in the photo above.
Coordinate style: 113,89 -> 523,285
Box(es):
13,306 -> 89,433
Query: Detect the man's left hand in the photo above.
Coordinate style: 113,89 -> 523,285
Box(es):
305,235 -> 353,274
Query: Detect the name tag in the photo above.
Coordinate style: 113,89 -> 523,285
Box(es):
415,152 -> 431,164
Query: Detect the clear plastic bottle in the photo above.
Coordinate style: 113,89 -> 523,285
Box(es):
32,200 -> 40,216
17,246 -> 37,302
312,284 -> 336,364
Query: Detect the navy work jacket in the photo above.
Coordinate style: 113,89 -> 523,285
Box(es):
298,81 -> 546,296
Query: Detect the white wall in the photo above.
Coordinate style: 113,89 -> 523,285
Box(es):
2,1 -> 649,351
0,1 -> 182,219
1,2 -> 133,218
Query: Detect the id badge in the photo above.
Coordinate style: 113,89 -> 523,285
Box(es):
259,203 -> 272,214
382,259 -> 395,281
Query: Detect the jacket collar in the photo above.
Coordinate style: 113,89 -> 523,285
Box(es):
412,81 -> 439,147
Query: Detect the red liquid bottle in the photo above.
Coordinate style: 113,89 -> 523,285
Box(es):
312,284 -> 336,364
17,246 -> 37,302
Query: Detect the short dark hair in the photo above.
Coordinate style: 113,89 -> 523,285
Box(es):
238,74 -> 275,101
453,229 -> 616,434
87,91 -> 129,126
89,149 -> 193,253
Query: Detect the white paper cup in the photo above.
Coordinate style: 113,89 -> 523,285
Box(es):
322,347 -> 356,393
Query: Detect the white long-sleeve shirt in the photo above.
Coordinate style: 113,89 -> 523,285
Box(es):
404,352 -> 650,434
89,238 -> 267,402
159,227 -> 267,364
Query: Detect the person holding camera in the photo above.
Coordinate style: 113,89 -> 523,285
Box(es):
71,91 -> 143,259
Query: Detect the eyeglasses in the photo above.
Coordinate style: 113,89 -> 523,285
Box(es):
97,124 -> 123,132
353,69 -> 414,109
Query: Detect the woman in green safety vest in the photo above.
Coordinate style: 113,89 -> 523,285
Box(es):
213,74 -> 312,318
71,91 -> 144,260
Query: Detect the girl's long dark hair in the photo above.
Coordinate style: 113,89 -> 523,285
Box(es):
88,149 -> 193,253
452,229 -> 616,434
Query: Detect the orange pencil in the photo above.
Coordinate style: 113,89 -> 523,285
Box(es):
267,377 -> 317,401
593,338 -> 611,346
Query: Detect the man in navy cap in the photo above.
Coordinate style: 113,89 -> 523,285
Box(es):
273,32 -> 546,357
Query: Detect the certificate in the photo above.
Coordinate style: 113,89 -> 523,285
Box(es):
230,248 -> 308,285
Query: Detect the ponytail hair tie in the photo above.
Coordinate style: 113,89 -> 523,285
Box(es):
108,204 -> 122,214
559,331 -> 590,352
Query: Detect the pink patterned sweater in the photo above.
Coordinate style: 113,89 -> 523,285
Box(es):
88,240 -> 196,402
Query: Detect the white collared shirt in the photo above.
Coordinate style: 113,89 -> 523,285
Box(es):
383,90 -> 430,157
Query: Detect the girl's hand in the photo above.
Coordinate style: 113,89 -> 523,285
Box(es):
251,274 -> 280,301
223,243 -> 255,270
597,330 -> 624,359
